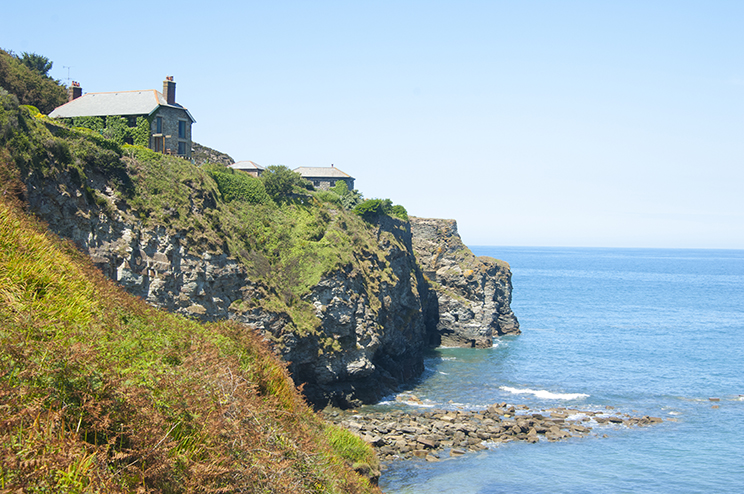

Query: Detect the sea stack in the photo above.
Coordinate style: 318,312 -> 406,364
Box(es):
409,217 -> 520,348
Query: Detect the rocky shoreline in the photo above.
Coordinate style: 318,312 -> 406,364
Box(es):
324,401 -> 663,463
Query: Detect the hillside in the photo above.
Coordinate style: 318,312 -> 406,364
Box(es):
0,163 -> 379,493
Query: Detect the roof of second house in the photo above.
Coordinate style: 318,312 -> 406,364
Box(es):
49,89 -> 195,122
230,161 -> 265,172
294,166 -> 354,179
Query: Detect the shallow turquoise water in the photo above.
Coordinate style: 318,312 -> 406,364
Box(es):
377,247 -> 744,493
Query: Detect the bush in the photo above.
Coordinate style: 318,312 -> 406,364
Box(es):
390,204 -> 408,221
210,170 -> 273,205
261,165 -> 313,202
330,180 -> 363,209
353,198 -> 408,222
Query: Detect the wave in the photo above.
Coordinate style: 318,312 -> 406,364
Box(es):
500,386 -> 589,400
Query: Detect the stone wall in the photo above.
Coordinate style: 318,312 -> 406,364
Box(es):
151,105 -> 192,158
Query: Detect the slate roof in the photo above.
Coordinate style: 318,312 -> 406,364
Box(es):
293,166 -> 354,179
230,160 -> 265,172
49,89 -> 195,122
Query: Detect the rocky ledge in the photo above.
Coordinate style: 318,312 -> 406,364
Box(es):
325,403 -> 663,463
410,217 -> 520,348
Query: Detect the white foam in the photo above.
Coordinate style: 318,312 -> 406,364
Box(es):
500,386 -> 589,400
439,371 -> 449,375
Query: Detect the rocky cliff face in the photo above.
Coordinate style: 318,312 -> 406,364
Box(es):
23,169 -> 436,409
410,217 -> 519,348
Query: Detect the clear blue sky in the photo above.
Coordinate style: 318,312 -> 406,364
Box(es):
5,1 -> 743,248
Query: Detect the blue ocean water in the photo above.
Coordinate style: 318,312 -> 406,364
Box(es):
377,247 -> 744,493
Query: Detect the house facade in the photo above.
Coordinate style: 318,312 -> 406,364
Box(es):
293,166 -> 355,191
49,77 -> 195,159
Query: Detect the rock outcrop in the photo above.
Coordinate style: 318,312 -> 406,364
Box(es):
325,404 -> 663,462
410,217 -> 519,348
23,169 -> 437,409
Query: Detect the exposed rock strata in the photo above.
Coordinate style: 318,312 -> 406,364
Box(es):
410,217 -> 519,348
325,404 -> 663,462
23,169 -> 436,409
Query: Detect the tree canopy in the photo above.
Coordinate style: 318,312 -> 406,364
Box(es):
260,165 -> 313,202
19,52 -> 53,77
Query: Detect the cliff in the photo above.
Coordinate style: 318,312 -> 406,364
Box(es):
410,217 -> 520,348
22,165 -> 436,409
4,97 -> 437,408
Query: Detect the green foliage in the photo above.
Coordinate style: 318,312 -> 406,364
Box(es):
102,115 -> 130,144
66,115 -> 105,132
261,165 -> 313,202
210,168 -> 273,205
61,115 -> 149,147
18,52 -> 53,76
325,424 -> 378,466
353,198 -> 408,222
353,198 -> 392,220
330,180 -> 364,209
390,204 -> 408,221
314,189 -> 342,205
132,116 -> 151,147
0,49 -> 67,113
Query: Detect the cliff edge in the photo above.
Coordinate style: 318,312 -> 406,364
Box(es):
410,217 -> 519,348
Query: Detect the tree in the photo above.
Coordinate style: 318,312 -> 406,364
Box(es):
260,165 -> 313,202
19,52 -> 53,77
0,49 -> 66,113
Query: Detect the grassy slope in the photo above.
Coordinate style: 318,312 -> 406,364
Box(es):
0,90 -> 379,493
0,186 -> 378,493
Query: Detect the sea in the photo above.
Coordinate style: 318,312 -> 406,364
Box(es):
375,246 -> 744,493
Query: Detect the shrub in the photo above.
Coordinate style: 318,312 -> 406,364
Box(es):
210,170 -> 273,205
330,180 -> 363,209
390,204 -> 408,221
261,165 -> 313,202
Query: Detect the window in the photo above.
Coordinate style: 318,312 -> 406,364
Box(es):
178,120 -> 186,138
156,117 -> 163,134
177,141 -> 186,156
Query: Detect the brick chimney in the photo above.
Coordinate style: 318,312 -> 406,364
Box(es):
163,76 -> 176,105
68,81 -> 82,102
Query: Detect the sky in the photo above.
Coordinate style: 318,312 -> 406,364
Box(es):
5,1 -> 743,249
